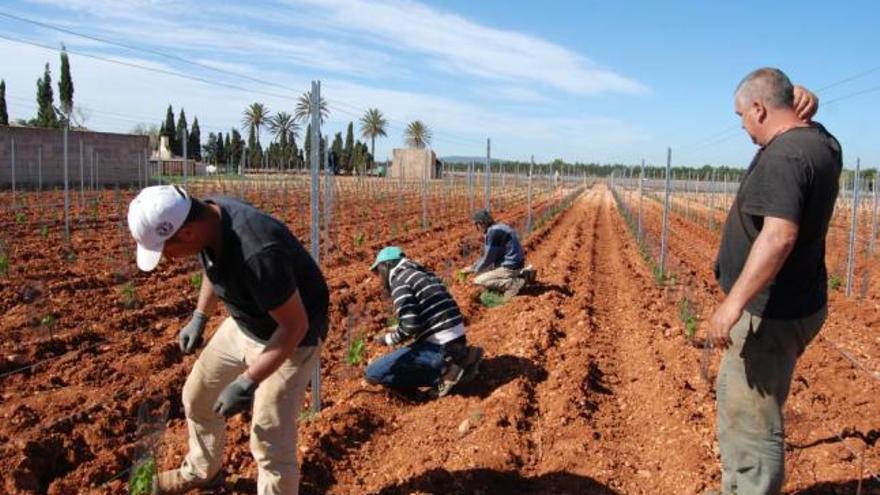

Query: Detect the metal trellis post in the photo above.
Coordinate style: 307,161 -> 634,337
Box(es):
484,138 -> 491,211
527,155 -> 534,234
638,159 -> 644,243
659,148 -> 672,277
308,81 -> 322,412
870,176 -> 878,255
846,158 -> 861,297
63,126 -> 70,241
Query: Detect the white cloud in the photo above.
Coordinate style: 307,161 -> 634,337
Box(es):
26,0 -> 647,96
281,0 -> 649,95
477,86 -> 549,104
2,38 -> 649,161
7,0 -> 653,163
24,0 -> 400,79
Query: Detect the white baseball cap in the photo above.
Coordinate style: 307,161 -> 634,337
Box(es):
127,185 -> 192,271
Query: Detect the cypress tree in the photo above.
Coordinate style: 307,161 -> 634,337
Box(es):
174,109 -> 188,157
343,121 -> 354,173
331,132 -> 343,173
247,124 -> 256,153
0,80 -> 8,126
35,63 -> 58,128
247,124 -> 263,168
363,141 -> 374,169
188,117 -> 201,160
268,142 -> 279,169
162,105 -> 175,151
230,129 -> 243,166
58,44 -> 74,122
224,133 -> 232,166
216,131 -> 225,164
204,132 -> 217,163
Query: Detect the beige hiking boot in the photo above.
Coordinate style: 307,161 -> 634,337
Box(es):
459,346 -> 485,385
152,469 -> 223,494
503,277 -> 526,298
435,362 -> 465,398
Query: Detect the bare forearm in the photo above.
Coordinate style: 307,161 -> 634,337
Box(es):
196,273 -> 219,315
726,230 -> 795,310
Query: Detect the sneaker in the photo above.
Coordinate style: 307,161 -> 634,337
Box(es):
503,277 -> 526,298
459,346 -> 484,384
153,469 -> 223,494
521,266 -> 537,284
435,363 -> 465,398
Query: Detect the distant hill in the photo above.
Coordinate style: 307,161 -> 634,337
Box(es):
439,155 -> 509,164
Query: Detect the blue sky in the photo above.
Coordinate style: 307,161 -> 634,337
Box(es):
1,0 -> 878,168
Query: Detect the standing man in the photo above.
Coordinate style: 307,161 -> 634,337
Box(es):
127,185 -> 329,495
707,69 -> 840,494
462,209 -> 536,298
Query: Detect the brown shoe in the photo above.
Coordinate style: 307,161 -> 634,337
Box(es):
153,469 -> 223,494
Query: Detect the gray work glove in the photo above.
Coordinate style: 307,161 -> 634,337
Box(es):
179,310 -> 208,354
213,375 -> 257,417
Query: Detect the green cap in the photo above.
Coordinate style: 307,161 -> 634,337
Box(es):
370,246 -> 404,271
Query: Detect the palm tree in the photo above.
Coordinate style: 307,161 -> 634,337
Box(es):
295,91 -> 329,125
404,120 -> 431,149
241,102 -> 270,146
267,111 -> 300,170
359,108 -> 387,160
268,112 -> 299,143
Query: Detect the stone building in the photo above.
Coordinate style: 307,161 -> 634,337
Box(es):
390,148 -> 442,180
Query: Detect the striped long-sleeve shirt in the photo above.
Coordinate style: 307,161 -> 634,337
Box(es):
385,258 -> 465,345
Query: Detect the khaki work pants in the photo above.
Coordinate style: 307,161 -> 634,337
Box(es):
180,317 -> 321,495
716,307 -> 826,495
473,267 -> 521,293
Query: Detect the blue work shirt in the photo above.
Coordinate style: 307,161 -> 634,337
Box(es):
473,223 -> 525,272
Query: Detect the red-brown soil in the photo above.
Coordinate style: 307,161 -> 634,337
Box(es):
619,188 -> 880,494
1,182 -> 877,494
0,179 -> 575,494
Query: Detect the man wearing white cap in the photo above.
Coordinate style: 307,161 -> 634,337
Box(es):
127,185 -> 329,495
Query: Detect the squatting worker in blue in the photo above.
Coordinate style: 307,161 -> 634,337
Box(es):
366,247 -> 484,397
706,69 -> 838,495
127,185 -> 329,495
461,209 -> 536,298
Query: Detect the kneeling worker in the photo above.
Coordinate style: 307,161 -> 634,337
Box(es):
366,247 -> 483,397
462,209 -> 535,298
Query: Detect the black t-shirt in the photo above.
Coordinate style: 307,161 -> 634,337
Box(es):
199,197 -> 329,344
716,124 -> 841,319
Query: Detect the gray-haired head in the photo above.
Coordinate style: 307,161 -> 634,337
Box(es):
735,67 -> 794,109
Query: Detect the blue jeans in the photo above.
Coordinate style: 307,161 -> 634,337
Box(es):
365,341 -> 446,389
